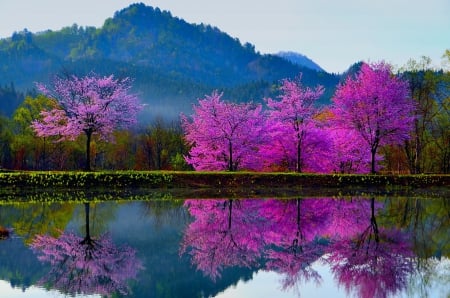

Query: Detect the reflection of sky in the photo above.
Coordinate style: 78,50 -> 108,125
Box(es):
214,260 -> 347,298
2,257 -> 448,298
214,257 -> 450,298
0,280 -> 100,298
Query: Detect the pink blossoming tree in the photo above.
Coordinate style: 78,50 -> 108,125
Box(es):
326,127 -> 373,173
264,74 -> 326,172
332,62 -> 415,173
31,73 -> 141,170
182,91 -> 267,171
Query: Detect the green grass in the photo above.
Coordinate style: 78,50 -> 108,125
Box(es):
0,171 -> 448,204
0,170 -> 448,192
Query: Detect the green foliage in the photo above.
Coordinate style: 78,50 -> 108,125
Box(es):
381,197 -> 450,258
1,202 -> 75,244
0,83 -> 25,117
400,56 -> 450,173
0,116 -> 13,168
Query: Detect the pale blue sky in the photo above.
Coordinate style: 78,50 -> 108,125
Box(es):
0,0 -> 448,73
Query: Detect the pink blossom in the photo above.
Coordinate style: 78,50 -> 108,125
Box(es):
182,91 -> 268,171
332,62 -> 416,173
32,73 -> 141,170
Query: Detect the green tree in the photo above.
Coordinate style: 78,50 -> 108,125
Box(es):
434,50 -> 450,173
11,95 -> 57,169
401,56 -> 447,173
1,202 -> 76,244
136,118 -> 188,170
0,116 -> 13,169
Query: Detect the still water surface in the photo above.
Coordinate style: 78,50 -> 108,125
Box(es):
0,195 -> 448,297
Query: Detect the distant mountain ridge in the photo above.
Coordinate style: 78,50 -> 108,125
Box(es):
0,3 -> 340,119
276,51 -> 325,72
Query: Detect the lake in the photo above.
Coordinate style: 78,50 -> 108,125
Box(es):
0,194 -> 448,297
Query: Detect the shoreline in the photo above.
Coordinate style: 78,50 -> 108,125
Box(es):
0,171 -> 448,201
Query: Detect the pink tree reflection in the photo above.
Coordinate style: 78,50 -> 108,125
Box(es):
260,199 -> 331,290
327,198 -> 415,298
180,199 -> 267,280
322,198 -> 374,239
30,203 -> 143,297
180,198 -> 417,297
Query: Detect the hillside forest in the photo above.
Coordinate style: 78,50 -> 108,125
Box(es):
0,4 -> 448,174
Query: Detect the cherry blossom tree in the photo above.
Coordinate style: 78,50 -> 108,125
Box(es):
180,199 -> 267,280
30,203 -> 143,297
32,73 -> 141,171
327,127 -> 373,173
181,91 -> 267,171
332,62 -> 416,173
264,74 -> 326,172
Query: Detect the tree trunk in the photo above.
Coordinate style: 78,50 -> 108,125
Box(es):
370,197 -> 380,244
371,135 -> 379,174
227,199 -> 233,230
85,130 -> 92,171
371,148 -> 377,174
228,141 -> 233,171
80,202 -> 93,246
85,202 -> 90,241
296,139 -> 302,173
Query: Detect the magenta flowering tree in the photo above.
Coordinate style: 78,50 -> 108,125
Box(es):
30,203 -> 143,297
332,62 -> 415,173
326,127 -> 373,173
31,73 -> 141,170
264,74 -> 326,172
180,199 -> 267,280
182,91 -> 267,171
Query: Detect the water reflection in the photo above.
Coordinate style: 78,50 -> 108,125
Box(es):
0,196 -> 448,297
327,198 -> 414,298
30,203 -> 143,297
181,197 -> 449,298
180,199 -> 266,280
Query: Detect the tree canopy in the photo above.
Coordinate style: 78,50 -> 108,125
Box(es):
32,73 -> 141,170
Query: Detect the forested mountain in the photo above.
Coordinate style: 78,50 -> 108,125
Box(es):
0,3 -> 340,119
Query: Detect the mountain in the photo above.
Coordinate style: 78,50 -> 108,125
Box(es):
0,3 -> 340,120
276,51 -> 325,72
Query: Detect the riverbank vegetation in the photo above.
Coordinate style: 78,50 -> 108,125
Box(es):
0,171 -> 448,194
0,56 -> 448,174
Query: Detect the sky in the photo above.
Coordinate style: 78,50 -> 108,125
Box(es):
0,0 -> 448,73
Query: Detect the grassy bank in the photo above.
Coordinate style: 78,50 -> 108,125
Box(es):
0,170 -> 448,190
0,171 -> 448,202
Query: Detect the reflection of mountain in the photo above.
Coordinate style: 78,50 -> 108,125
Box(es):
0,236 -> 47,291
110,201 -> 259,298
